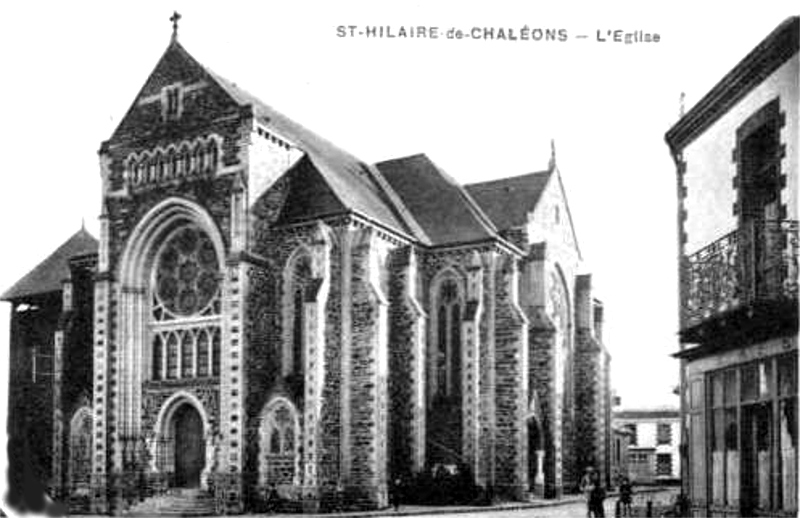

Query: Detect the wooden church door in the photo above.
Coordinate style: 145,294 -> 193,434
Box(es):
174,404 -> 205,487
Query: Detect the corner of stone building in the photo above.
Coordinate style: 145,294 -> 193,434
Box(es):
572,273 -> 610,489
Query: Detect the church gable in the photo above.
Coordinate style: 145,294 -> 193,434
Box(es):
100,40 -> 251,197
107,40 -> 243,149
528,168 -> 581,259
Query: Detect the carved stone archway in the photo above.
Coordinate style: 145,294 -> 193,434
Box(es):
112,197 -> 225,477
150,391 -> 215,489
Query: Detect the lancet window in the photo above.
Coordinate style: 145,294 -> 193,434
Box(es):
284,253 -> 313,378
433,277 -> 462,399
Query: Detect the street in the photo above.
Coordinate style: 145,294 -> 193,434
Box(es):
67,488 -> 681,518
220,488 -> 680,518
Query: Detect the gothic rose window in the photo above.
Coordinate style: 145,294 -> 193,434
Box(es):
153,227 -> 220,318
150,225 -> 221,381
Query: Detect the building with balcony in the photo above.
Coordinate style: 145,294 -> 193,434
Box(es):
665,16 -> 798,518
613,409 -> 680,485
2,20 -> 614,515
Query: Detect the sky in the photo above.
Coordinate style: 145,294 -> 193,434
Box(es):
0,3 -> 797,501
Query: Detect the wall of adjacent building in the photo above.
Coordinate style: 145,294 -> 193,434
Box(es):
6,293 -> 62,500
680,55 -> 799,256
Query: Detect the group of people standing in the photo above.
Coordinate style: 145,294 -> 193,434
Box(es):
579,467 -> 633,518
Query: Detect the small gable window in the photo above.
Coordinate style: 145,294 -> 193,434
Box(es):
163,85 -> 183,121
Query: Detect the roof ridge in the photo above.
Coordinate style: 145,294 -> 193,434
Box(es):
374,152 -> 427,166
402,154 -> 499,237
360,163 -> 431,245
450,180 -> 499,237
376,154 -> 502,245
465,169 -> 552,188
200,57 -> 368,170
173,43 -> 418,240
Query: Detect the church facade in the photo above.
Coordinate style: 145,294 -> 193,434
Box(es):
3,29 -> 612,515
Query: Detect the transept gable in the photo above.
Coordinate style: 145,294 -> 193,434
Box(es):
273,155 -> 347,227
529,166 -> 582,261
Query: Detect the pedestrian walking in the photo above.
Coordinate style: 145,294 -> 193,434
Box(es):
618,475 -> 633,516
588,471 -> 606,518
264,483 -> 279,514
579,466 -> 597,518
390,477 -> 403,511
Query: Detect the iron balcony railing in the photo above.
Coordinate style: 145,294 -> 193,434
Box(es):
681,220 -> 798,328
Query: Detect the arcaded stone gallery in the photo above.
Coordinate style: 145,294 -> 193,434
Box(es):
4,29 -> 612,515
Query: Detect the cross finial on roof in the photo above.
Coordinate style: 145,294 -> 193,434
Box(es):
170,11 -> 182,41
548,138 -> 557,170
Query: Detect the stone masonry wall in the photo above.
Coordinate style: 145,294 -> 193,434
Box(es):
527,307 -> 559,498
243,221 -> 334,507
387,246 -> 426,480
319,233 -> 342,495
242,262 -> 276,507
493,256 -> 529,498
574,328 -> 601,480
346,228 -> 390,508
420,247 -> 489,483
477,252 -> 495,489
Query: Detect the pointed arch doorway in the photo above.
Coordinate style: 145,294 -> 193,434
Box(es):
152,393 -> 213,490
172,404 -> 205,488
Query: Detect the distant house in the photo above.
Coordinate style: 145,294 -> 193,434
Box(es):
614,409 -> 680,484
611,425 -> 633,484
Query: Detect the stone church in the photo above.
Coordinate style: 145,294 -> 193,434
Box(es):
3,23 -> 612,515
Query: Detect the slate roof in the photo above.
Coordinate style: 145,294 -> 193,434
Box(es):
104,40 -> 563,251
2,229 -> 98,301
375,154 -> 498,246
274,155 -> 348,225
465,170 -> 552,231
193,45 -> 424,241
